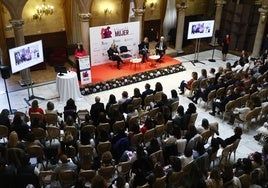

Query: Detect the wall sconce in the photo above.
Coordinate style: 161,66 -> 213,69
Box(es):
104,8 -> 112,15
150,2 -> 156,10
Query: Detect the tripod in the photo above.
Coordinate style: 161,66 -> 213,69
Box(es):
208,35 -> 217,62
191,38 -> 205,66
0,65 -> 16,114
23,68 -> 45,106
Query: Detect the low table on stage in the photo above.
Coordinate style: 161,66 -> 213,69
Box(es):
130,58 -> 142,70
149,55 -> 160,67
56,71 -> 82,103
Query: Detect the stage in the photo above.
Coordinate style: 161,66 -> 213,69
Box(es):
79,55 -> 184,95
89,55 -> 182,84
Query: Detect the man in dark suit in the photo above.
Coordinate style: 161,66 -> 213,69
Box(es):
141,83 -> 154,107
138,37 -> 149,63
90,96 -> 105,125
155,36 -> 167,62
209,89 -> 236,116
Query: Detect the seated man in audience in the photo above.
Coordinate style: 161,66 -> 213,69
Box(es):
54,154 -> 78,174
209,89 -> 237,116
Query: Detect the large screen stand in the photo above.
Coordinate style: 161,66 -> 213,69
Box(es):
191,38 -> 205,66
23,69 -> 45,106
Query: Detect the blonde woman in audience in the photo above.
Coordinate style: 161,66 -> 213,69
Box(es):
7,131 -> 24,149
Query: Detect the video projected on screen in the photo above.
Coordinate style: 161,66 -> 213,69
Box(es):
187,20 -> 214,40
9,40 -> 44,73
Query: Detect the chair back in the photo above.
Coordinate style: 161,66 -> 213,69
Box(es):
171,101 -> 179,117
45,113 -> 58,126
46,126 -> 60,145
143,128 -> 155,144
200,130 -> 213,144
167,171 -> 183,187
78,145 -> 94,170
116,161 -> 132,179
154,91 -> 163,103
97,141 -> 112,157
143,94 -> 154,110
131,97 -> 142,110
154,124 -> 165,139
205,89 -> 216,109
188,113 -> 198,127
130,132 -> 143,149
219,145 -> 232,164
97,165 -> 116,181
222,100 -> 235,121
137,183 -> 150,188
119,46 -> 130,53
113,120 -> 125,134
30,112 -> 43,124
31,127 -> 47,142
97,123 -> 110,137
0,125 -> 8,143
164,120 -> 173,137
199,78 -> 208,90
58,170 -> 77,188
78,169 -> 96,186
152,175 -> 166,188
182,160 -> 194,175
261,104 -> 268,120
128,115 -> 139,132
63,110 -> 77,122
39,170 -> 57,186
238,174 -> 251,188
77,109 -> 90,125
14,111 -> 29,123
229,139 -> 241,160
149,149 -> 164,167
64,126 -> 78,141
81,125 -> 96,139
215,87 -> 225,100
26,145 -> 44,159
189,80 -> 200,97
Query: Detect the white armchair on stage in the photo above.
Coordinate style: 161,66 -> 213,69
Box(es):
56,71 -> 83,103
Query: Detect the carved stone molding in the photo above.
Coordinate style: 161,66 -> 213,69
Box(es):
215,0 -> 226,6
176,2 -> 187,10
78,13 -> 91,22
9,19 -> 24,27
132,8 -> 145,16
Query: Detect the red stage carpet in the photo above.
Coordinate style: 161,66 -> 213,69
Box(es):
90,55 -> 181,84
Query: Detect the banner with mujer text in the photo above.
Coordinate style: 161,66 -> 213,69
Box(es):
79,55 -> 91,85
89,21 -> 140,66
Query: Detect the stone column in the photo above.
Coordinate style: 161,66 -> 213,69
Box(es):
252,7 -> 268,58
10,19 -> 30,85
210,0 -> 226,46
132,8 -> 145,42
78,13 -> 91,55
175,3 -> 187,54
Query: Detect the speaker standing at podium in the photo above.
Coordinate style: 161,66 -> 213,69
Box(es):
74,43 -> 86,81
